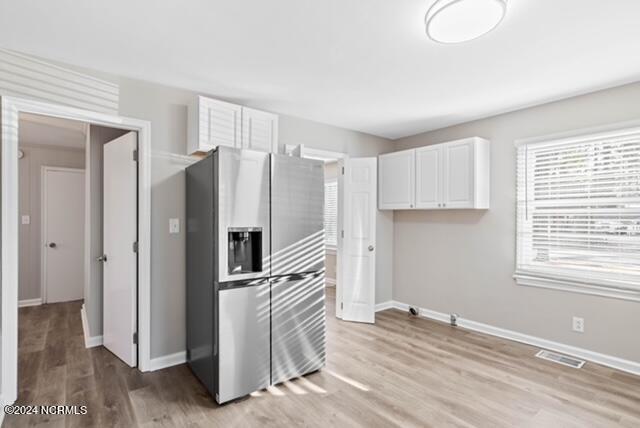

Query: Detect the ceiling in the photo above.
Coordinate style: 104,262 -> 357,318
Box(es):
2,0 -> 640,139
19,113 -> 86,150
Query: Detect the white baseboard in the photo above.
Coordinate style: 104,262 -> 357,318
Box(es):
374,300 -> 394,312
377,300 -> 640,377
325,278 -> 336,287
80,304 -> 103,348
148,351 -> 186,371
18,298 -> 42,308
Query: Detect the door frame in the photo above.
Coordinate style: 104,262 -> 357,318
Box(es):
1,96 -> 152,405
41,166 -> 86,304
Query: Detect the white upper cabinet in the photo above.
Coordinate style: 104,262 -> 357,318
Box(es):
415,145 -> 442,209
443,139 -> 474,208
188,96 -> 242,153
378,137 -> 489,210
378,149 -> 415,209
188,96 -> 279,154
241,107 -> 279,153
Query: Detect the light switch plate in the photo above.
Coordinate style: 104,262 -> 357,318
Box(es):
169,218 -> 180,234
21,215 -> 30,225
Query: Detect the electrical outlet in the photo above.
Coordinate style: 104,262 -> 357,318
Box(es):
572,316 -> 585,333
21,215 -> 30,225
169,218 -> 180,234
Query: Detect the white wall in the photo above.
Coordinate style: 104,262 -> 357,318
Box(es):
18,145 -> 85,301
392,81 -> 640,363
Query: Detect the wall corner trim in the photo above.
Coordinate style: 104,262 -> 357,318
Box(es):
148,351 -> 187,372
18,298 -> 42,308
377,300 -> 640,377
80,304 -> 103,348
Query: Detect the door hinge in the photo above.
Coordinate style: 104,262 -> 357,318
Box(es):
133,149 -> 138,162
341,166 -> 345,175
341,302 -> 343,310
133,241 -> 138,253
133,332 -> 138,344
341,230 -> 344,238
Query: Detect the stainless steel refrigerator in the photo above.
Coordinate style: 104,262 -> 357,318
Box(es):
186,146 -> 325,404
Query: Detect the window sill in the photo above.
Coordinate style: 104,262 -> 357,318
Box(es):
514,272 -> 640,302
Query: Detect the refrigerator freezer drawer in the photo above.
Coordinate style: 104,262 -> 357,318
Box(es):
217,281 -> 271,403
271,273 -> 326,385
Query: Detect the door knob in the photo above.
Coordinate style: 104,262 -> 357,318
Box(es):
48,242 -> 57,248
96,254 -> 108,262
368,245 -> 374,252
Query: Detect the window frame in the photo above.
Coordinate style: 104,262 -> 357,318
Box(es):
514,121 -> 640,302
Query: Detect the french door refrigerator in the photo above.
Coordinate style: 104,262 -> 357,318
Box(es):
186,147 -> 325,404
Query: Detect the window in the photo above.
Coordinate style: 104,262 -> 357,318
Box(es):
324,180 -> 338,250
515,125 -> 640,301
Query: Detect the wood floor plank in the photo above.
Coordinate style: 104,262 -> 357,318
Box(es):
3,292 -> 639,427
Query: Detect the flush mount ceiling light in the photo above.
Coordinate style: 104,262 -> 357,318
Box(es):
425,0 -> 507,44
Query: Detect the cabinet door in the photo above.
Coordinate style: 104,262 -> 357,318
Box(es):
378,150 -> 415,209
241,107 -> 278,153
199,96 -> 242,150
415,145 -> 442,209
443,140 -> 474,208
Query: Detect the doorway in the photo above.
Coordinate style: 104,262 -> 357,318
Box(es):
1,96 -> 152,405
286,144 -> 378,325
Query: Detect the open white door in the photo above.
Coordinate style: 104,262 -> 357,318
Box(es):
337,157 -> 377,323
43,167 -> 85,303
103,131 -> 138,366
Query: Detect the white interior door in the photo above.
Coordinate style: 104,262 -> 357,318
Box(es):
338,157 -> 377,323
43,167 -> 85,303
103,131 -> 138,367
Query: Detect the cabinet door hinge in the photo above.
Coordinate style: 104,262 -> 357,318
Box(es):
133,332 -> 138,344
133,241 -> 138,253
133,149 -> 138,162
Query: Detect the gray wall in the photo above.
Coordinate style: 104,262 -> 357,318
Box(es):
115,77 -> 394,358
392,81 -> 640,363
84,125 -> 128,337
18,145 -> 85,301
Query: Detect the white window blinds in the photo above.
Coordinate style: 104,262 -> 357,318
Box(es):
324,180 -> 338,248
515,126 -> 640,299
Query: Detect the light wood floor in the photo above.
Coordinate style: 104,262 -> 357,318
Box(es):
6,289 -> 640,427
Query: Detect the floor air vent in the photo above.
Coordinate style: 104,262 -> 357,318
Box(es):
535,350 -> 585,369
